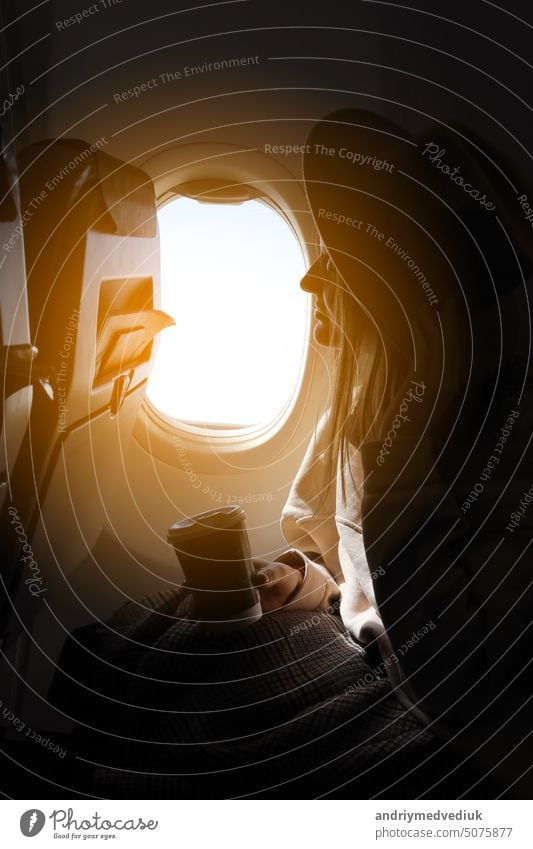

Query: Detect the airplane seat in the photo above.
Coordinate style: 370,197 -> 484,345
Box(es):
4,139 -> 173,730
0,128 -> 38,638
0,126 -> 70,791
0,129 -> 34,537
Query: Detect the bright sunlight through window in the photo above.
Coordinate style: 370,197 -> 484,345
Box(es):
146,197 -> 309,427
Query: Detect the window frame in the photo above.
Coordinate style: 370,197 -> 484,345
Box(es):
133,144 -> 325,473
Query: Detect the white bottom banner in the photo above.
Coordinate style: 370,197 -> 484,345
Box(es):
0,800 -> 530,847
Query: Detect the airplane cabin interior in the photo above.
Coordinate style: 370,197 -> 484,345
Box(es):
0,0 -> 532,803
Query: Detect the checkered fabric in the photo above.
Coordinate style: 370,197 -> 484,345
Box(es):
50,590 -> 493,798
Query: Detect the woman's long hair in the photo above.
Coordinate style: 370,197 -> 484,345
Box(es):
321,271 -> 411,502
309,117 -> 533,502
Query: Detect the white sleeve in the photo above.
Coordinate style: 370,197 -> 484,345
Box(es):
280,413 -> 343,581
274,549 -> 340,611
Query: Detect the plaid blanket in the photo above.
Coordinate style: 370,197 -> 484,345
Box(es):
50,590 -> 494,798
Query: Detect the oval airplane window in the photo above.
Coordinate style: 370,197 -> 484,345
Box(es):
146,197 -> 309,428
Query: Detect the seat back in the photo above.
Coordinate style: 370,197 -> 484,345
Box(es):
5,140 -> 171,650
0,125 -> 37,643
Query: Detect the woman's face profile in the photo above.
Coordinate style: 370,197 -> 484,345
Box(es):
300,252 -> 340,347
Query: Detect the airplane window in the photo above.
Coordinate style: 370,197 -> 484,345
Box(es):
146,197 -> 309,427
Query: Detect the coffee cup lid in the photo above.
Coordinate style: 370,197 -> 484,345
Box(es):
167,505 -> 246,542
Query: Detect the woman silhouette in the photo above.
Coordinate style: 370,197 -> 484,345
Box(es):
255,108 -> 533,795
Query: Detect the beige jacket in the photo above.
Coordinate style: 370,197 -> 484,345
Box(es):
280,414 -> 423,715
284,318 -> 533,795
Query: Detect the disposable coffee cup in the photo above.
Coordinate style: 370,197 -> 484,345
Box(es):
167,506 -> 262,633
